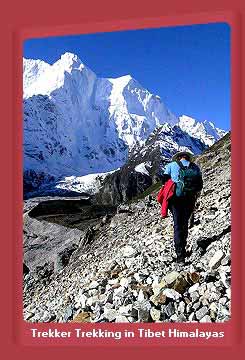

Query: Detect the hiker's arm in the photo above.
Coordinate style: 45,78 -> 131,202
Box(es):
161,174 -> 171,185
156,172 -> 171,184
156,163 -> 171,185
161,163 -> 171,185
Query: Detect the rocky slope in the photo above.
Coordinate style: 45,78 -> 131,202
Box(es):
23,132 -> 231,324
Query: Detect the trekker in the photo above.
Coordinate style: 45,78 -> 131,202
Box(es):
160,151 -> 203,265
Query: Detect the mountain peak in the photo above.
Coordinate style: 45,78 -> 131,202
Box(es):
57,52 -> 85,72
179,115 -> 197,126
203,119 -> 215,128
60,52 -> 79,61
59,52 -> 81,65
108,74 -> 134,88
120,74 -> 133,81
178,115 -> 225,147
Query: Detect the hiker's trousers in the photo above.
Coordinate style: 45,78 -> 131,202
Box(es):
168,195 -> 196,259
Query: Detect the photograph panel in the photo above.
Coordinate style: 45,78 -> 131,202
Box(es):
22,23 -> 231,324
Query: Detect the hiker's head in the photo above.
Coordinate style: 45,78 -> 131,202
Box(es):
172,151 -> 193,162
179,154 -> 191,161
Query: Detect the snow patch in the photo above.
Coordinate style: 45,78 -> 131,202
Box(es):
135,162 -> 151,176
55,169 -> 119,195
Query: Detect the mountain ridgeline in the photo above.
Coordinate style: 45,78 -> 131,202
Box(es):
23,52 -> 226,199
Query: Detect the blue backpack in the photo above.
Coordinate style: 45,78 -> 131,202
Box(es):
175,161 -> 203,197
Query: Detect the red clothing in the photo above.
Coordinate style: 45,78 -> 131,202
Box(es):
157,179 -> 175,217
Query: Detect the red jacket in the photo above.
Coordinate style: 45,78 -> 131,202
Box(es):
157,179 -> 175,218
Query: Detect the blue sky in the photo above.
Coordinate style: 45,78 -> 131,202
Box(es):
24,23 -> 230,130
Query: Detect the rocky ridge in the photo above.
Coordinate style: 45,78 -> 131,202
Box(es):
94,122 -> 207,205
23,133 -> 231,323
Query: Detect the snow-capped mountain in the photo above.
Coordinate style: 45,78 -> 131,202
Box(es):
24,53 -> 128,180
178,115 -> 226,147
104,75 -> 178,147
23,53 -> 179,182
23,52 -> 226,195
131,122 -> 207,163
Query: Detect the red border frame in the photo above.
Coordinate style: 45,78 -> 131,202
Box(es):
1,0 -> 244,357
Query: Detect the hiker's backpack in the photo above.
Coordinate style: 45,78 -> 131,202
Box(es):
175,161 -> 203,197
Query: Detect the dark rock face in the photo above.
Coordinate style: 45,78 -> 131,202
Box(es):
23,133 -> 231,324
24,169 -> 55,197
94,166 -> 152,205
28,198 -> 91,217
